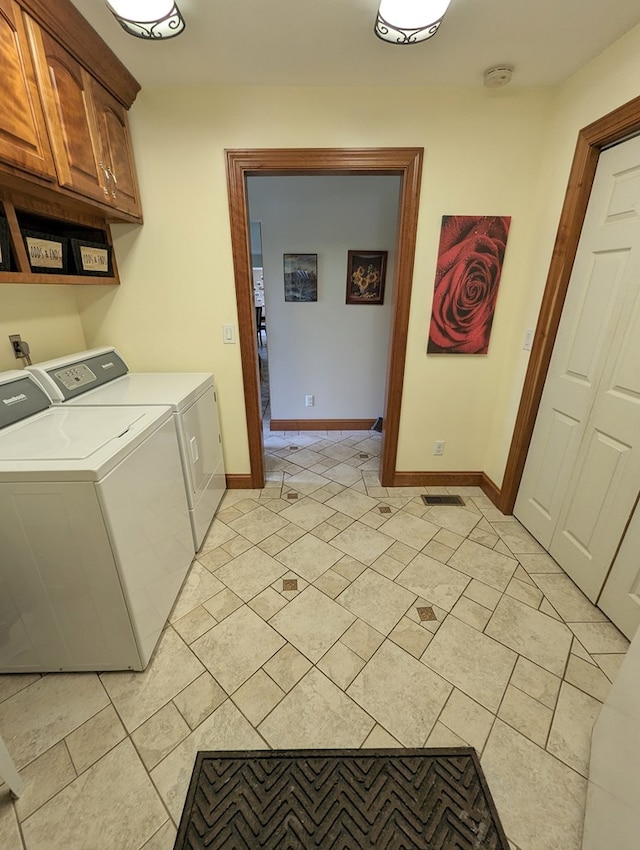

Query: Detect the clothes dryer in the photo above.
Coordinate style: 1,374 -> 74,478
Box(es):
28,348 -> 225,551
0,371 -> 193,672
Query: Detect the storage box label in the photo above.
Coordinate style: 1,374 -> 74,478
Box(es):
79,245 -> 109,273
26,237 -> 63,269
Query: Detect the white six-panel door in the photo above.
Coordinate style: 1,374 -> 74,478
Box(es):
515,135 -> 640,614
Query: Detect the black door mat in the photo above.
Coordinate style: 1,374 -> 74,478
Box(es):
421,495 -> 465,506
174,748 -> 510,850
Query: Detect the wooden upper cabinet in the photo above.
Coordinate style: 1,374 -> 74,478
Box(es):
0,0 -> 55,179
24,18 -> 109,205
89,78 -> 141,219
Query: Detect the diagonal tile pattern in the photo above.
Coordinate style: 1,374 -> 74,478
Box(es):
0,420 -> 630,850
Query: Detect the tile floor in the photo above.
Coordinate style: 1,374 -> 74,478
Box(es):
0,423 -> 630,850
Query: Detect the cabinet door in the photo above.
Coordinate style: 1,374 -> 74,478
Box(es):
0,0 -> 55,179
25,18 -> 108,204
89,78 -> 142,219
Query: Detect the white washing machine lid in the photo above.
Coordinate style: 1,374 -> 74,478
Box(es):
0,404 -> 173,481
27,348 -> 214,411
62,372 -> 214,411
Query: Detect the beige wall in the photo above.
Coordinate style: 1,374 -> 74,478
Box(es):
74,84 -> 553,477
0,286 -> 86,372
7,20 -> 640,486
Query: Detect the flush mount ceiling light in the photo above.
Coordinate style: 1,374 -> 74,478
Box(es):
375,0 -> 452,44
106,0 -> 185,39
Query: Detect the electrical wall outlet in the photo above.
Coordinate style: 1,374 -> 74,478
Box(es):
305,394 -> 314,407
9,334 -> 23,358
523,328 -> 534,351
433,440 -> 445,456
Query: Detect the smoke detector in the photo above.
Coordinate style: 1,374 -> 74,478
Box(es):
483,66 -> 513,88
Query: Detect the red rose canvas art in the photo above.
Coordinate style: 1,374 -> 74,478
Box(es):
427,215 -> 511,354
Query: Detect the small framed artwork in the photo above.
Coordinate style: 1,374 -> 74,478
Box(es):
283,253 -> 318,302
346,250 -> 387,305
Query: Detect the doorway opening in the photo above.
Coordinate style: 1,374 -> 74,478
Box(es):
225,148 -> 423,489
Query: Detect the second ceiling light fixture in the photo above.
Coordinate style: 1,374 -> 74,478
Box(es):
375,0 -> 452,44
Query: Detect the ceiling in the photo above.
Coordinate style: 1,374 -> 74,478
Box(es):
70,0 -> 640,90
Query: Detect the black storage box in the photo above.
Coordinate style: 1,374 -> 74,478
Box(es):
70,237 -> 112,277
22,229 -> 69,274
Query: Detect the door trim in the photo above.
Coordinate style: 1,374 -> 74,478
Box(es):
499,94 -> 640,514
225,148 -> 423,488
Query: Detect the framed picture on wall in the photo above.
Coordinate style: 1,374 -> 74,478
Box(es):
283,253 -> 318,302
346,250 -> 387,305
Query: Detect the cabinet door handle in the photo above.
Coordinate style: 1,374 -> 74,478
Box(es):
99,161 -> 110,197
107,166 -> 118,199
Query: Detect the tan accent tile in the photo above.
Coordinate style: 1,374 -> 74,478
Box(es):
422,616 -> 516,712
450,596 -> 492,631
232,670 -> 286,725
564,654 -> 611,703
101,629 -> 203,733
333,555 -> 368,581
131,703 -> 190,771
263,644 -> 312,692
14,742 -> 76,821
440,689 -> 494,752
482,720 -> 587,850
317,642 -> 366,689
172,605 -> 216,645
248,587 -> 288,620
362,724 -> 402,748
191,607 -> 285,694
270,586 -> 355,662
65,705 -> 125,775
405,599 -> 448,634
259,669 -> 374,748
258,534 -> 290,556
505,577 -> 543,609
203,588 -> 243,621
388,617 -> 433,658
498,684 -> 553,746
348,641 -> 451,746
547,682 -> 601,777
485,595 -> 572,676
313,569 -> 351,599
274,573 -> 308,598
509,656 -> 561,710
463,578 -> 502,610
0,674 -> 109,768
172,673 -> 226,730
22,741 -> 167,850
341,619 -> 385,661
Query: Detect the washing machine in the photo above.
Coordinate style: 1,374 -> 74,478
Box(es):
28,348 -> 226,552
0,370 -> 194,673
